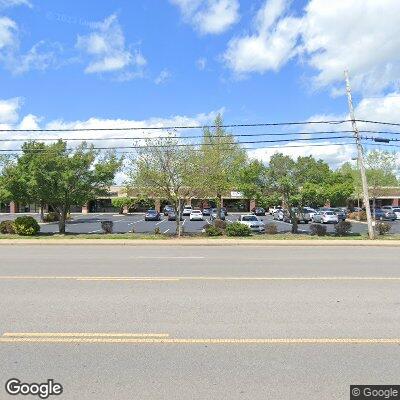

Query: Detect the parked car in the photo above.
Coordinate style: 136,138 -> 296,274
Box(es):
221,207 -> 228,216
393,208 -> 400,220
373,208 -> 396,221
252,207 -> 266,216
303,207 -> 317,221
332,208 -> 347,221
237,215 -> 265,233
167,210 -> 183,221
144,209 -> 161,221
189,209 -> 204,221
163,205 -> 174,216
202,207 -> 211,216
269,206 -> 282,215
210,208 -> 226,221
312,211 -> 339,224
284,208 -> 311,224
182,205 -> 192,216
381,206 -> 395,212
273,209 -> 285,221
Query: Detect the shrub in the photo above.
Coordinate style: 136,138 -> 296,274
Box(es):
204,225 -> 223,236
13,216 -> 40,236
309,223 -> 327,237
154,227 -> 161,235
376,222 -> 391,236
0,220 -> 15,234
43,212 -> 60,223
348,211 -> 367,221
265,223 -> 278,235
101,221 -> 113,234
334,221 -> 352,236
225,222 -> 252,237
213,219 -> 227,230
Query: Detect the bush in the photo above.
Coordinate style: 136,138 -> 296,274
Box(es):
0,220 -> 15,234
154,227 -> 161,235
334,221 -> 352,236
225,222 -> 252,237
265,223 -> 278,235
204,225 -> 223,236
43,212 -> 59,223
309,223 -> 327,237
376,222 -> 391,236
101,221 -> 113,234
13,216 -> 40,236
348,211 -> 367,221
213,219 -> 227,230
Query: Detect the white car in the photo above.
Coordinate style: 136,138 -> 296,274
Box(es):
393,208 -> 400,220
189,209 -> 204,221
182,205 -> 192,216
273,209 -> 284,221
269,206 -> 282,215
312,211 -> 339,224
304,207 -> 317,221
237,215 -> 265,233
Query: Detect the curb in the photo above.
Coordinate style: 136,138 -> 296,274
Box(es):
0,239 -> 399,247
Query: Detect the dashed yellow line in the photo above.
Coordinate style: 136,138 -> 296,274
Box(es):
0,337 -> 400,344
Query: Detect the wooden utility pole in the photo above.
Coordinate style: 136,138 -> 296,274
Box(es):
344,70 -> 374,239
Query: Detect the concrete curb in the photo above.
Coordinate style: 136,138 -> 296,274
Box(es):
0,239 -> 399,246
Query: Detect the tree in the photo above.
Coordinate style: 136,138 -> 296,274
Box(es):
236,159 -> 267,204
198,114 -> 247,218
365,150 -> 398,209
2,141 -> 121,233
127,136 -> 197,236
266,153 -> 300,233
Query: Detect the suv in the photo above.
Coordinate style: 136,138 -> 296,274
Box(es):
182,205 -> 192,216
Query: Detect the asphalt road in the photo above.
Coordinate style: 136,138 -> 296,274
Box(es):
1,245 -> 400,399
1,212 -> 400,235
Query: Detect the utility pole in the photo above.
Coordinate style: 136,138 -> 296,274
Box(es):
344,70 -> 374,239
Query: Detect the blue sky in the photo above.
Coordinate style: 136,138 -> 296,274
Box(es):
0,0 -> 400,167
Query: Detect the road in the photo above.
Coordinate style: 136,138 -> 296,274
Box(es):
1,212 -> 400,235
1,245 -> 400,399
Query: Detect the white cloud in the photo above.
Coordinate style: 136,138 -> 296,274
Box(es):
171,0 -> 239,35
0,17 -> 61,74
196,57 -> 207,71
76,14 -> 146,78
223,0 -> 301,75
154,69 -> 171,85
0,97 -> 22,123
0,0 -> 31,9
223,0 -> 400,94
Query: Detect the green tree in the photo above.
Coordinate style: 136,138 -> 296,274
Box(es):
198,114 -> 247,218
127,136 -> 197,236
236,159 -> 267,204
2,141 -> 121,233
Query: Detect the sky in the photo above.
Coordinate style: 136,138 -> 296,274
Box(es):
0,0 -> 400,171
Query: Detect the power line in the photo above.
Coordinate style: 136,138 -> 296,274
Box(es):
0,130 -> 356,142
0,135 -> 353,153
0,119 -> 354,133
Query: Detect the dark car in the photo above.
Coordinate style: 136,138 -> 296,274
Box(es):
144,209 -> 161,221
221,207 -> 228,216
252,207 -> 266,216
373,208 -> 396,221
332,208 -> 347,221
163,205 -> 174,216
167,210 -> 183,221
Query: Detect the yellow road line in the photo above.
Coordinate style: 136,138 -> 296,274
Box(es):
1,276 -> 400,281
0,337 -> 400,344
3,333 -> 169,338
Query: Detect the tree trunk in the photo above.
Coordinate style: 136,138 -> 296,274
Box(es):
289,207 -> 298,234
39,201 -> 44,222
176,198 -> 182,237
217,195 -> 222,220
58,208 -> 67,234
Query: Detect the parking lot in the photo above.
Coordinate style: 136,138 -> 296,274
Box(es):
1,212 -> 400,235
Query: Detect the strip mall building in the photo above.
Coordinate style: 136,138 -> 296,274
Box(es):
1,186 -> 400,214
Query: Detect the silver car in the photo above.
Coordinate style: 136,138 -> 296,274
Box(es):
237,215 -> 265,233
